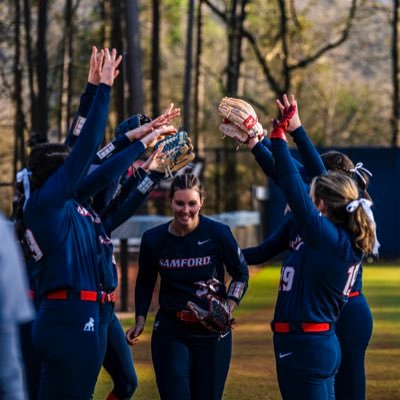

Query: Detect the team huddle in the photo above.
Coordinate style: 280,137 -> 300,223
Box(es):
12,47 -> 377,400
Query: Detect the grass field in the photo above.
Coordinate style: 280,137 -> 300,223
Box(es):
94,265 -> 400,399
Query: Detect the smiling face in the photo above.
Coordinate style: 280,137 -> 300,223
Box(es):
170,188 -> 204,233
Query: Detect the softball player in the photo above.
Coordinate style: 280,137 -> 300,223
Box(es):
69,100 -> 178,400
14,48 -> 122,399
247,95 -> 374,399
126,174 -> 249,400
244,96 -> 377,399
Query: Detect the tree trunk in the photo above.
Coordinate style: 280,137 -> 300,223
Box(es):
391,0 -> 400,146
23,0 -> 37,139
36,0 -> 49,143
57,0 -> 73,141
14,0 -> 25,177
193,0 -> 203,150
125,0 -> 144,114
112,0 -> 125,125
226,0 -> 247,96
151,0 -> 161,117
183,0 -> 195,131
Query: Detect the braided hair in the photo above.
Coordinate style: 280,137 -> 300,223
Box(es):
168,174 -> 206,201
14,143 -> 69,256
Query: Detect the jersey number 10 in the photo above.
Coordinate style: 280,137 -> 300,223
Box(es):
343,263 -> 361,296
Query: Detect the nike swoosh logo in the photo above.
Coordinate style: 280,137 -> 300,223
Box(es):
198,239 -> 211,246
279,352 -> 293,359
220,331 -> 230,339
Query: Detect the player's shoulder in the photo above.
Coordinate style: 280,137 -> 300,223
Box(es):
200,215 -> 232,236
142,221 -> 171,241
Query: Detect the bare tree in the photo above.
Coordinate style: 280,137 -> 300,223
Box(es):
226,0 -> 247,96
151,0 -> 161,117
35,0 -> 49,143
183,0 -> 195,131
204,0 -> 359,97
13,0 -> 25,178
23,0 -> 36,138
112,0 -> 125,124
391,0 -> 399,146
125,0 -> 144,114
193,0 -> 203,149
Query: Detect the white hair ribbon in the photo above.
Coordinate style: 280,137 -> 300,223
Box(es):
346,198 -> 380,256
349,162 -> 372,186
16,168 -> 32,210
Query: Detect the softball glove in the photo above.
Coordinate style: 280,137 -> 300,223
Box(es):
218,97 -> 264,143
153,128 -> 195,177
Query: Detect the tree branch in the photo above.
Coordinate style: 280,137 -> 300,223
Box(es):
290,0 -> 358,70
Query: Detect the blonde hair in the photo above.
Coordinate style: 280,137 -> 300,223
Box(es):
310,172 -> 376,255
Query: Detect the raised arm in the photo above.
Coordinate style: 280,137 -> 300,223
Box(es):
270,97 -> 340,248
277,94 -> 326,178
65,46 -> 103,147
35,49 -> 122,207
242,215 -> 293,265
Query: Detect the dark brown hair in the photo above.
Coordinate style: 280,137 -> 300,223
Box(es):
321,150 -> 370,198
169,174 -> 205,201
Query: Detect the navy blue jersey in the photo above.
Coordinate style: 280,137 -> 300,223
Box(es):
65,83 -> 98,148
24,84 -> 111,296
270,138 -> 363,324
135,215 -> 249,318
243,214 -> 300,265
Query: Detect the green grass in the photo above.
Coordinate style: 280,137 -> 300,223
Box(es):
94,265 -> 400,399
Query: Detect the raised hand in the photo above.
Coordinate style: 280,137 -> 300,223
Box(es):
87,46 -> 104,85
140,125 -> 177,148
270,95 -> 297,142
140,144 -> 166,172
100,48 -> 123,87
276,94 -> 301,133
152,103 -> 181,128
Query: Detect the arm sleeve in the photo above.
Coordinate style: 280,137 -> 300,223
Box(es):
271,138 -> 340,249
64,83 -> 98,148
134,232 -> 159,319
252,139 -> 306,186
36,83 -> 111,207
291,126 -> 327,178
104,171 -> 164,233
217,225 -> 249,304
94,135 -> 132,164
242,216 -> 293,265
74,140 -> 146,203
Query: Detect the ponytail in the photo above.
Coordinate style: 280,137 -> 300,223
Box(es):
311,172 -> 377,255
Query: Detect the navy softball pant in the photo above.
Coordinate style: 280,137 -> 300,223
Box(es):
19,320 -> 41,400
103,312 -> 138,400
335,294 -> 373,400
32,298 -> 111,400
273,331 -> 341,400
151,310 -> 232,400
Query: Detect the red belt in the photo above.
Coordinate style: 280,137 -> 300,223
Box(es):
176,310 -> 198,323
349,291 -> 360,298
271,321 -> 331,333
46,290 -> 116,304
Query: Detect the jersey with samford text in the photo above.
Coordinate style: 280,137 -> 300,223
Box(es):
135,215 -> 249,318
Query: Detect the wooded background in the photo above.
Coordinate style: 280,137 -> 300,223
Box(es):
0,0 -> 399,215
